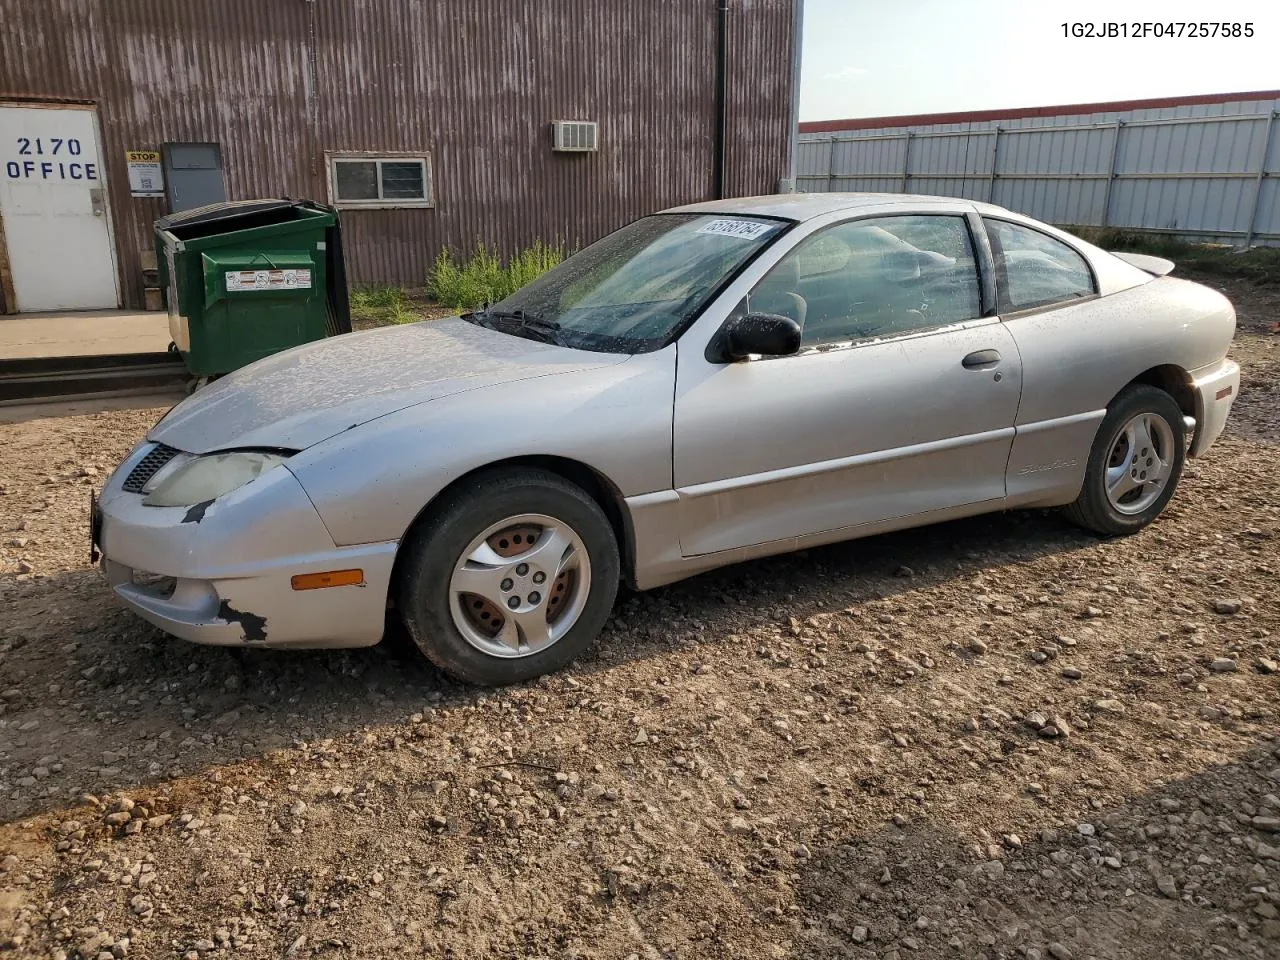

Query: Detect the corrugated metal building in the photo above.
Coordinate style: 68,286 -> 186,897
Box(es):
797,90 -> 1280,247
0,0 -> 798,313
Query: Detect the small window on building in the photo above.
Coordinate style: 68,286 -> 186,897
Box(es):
328,154 -> 432,208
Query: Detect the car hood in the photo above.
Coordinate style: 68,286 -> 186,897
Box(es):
149,318 -> 628,454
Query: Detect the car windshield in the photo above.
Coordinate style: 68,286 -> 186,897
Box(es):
465,213 -> 786,353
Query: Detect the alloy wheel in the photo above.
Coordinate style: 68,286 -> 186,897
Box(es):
447,513 -> 592,658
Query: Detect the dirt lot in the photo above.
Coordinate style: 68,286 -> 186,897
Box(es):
2,271 -> 1279,960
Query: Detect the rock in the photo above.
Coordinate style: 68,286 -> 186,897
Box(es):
851,926 -> 869,943
1156,875 -> 1178,898
1001,834 -> 1022,850
16,560 -> 33,574
1076,823 -> 1096,837
1060,667 -> 1082,680
1040,716 -> 1071,738
104,812 -> 131,827
1025,712 -> 1048,730
289,800 -> 307,817
1080,606 -> 1102,619
977,860 -> 1005,880
1210,657 -> 1238,673
1093,699 -> 1125,713
1256,658 -> 1278,675
968,639 -> 988,655
79,934 -> 112,957
1048,944 -> 1073,960
727,817 -> 753,836
1252,817 -> 1280,833
1212,599 -> 1242,615
5,537 -> 27,548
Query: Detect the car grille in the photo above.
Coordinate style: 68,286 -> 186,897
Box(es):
122,443 -> 181,493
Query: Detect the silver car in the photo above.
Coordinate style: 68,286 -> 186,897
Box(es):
94,194 -> 1239,685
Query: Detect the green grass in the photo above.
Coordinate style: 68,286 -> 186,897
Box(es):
349,286 -> 419,325
427,240 -> 565,309
1065,226 -> 1280,285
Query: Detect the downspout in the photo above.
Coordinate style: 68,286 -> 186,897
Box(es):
712,0 -> 729,199
784,0 -> 805,192
304,0 -> 322,197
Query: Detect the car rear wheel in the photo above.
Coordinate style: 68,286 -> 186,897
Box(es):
397,468 -> 619,685
1063,384 -> 1186,536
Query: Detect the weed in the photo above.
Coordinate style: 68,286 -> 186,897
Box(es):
349,285 -> 419,326
427,240 -> 566,308
350,286 -> 408,309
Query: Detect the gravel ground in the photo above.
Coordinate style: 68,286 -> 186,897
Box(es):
1,272 -> 1278,960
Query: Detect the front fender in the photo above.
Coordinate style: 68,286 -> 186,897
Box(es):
287,347 -> 676,546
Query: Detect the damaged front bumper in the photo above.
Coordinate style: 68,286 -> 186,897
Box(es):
95,442 -> 396,648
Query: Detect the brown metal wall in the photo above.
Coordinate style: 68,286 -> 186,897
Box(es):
0,0 -> 795,308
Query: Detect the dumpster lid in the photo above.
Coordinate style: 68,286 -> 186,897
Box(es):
155,199 -> 301,231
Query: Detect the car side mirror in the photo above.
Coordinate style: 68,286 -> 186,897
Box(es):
707,313 -> 802,363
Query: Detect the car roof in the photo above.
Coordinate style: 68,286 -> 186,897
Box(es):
665,192 -> 1013,222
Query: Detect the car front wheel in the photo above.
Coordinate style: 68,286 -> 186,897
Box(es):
397,468 -> 620,685
1063,384 -> 1186,536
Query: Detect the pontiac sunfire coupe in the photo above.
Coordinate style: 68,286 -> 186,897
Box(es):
94,194 -> 1239,684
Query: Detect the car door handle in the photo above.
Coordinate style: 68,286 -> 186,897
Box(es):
962,349 -> 1002,369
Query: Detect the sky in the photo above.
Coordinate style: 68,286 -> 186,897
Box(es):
799,0 -> 1280,122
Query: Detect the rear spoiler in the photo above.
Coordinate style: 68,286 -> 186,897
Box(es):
1111,251 -> 1175,277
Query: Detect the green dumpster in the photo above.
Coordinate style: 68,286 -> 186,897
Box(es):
155,199 -> 352,378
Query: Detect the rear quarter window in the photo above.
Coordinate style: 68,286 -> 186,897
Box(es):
985,219 -> 1095,312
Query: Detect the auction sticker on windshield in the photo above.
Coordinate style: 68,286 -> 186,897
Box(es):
695,219 -> 777,241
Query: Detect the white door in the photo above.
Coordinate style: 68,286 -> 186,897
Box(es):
0,104 -> 119,312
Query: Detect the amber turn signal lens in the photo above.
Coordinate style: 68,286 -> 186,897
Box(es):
290,569 -> 364,590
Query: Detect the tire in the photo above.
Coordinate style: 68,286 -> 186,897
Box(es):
397,468 -> 620,686
1063,384 -> 1186,536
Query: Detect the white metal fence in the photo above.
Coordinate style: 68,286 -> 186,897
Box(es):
797,96 -> 1280,246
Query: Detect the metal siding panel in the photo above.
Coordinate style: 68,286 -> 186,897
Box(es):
1,0 -> 796,302
795,139 -> 829,177
809,94 -> 1278,242
1,0 -> 311,308
1256,179 -> 1280,238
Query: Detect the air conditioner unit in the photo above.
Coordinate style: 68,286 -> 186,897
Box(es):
551,121 -> 599,152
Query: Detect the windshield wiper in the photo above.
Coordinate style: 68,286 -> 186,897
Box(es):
471,308 -> 568,346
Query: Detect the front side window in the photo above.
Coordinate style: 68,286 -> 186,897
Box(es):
748,215 -> 982,347
329,154 -> 432,208
984,219 -> 1094,312
473,214 -> 784,354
